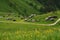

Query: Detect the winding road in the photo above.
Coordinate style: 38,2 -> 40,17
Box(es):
0,18 -> 60,26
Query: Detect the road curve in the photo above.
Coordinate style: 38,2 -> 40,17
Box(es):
0,18 -> 60,26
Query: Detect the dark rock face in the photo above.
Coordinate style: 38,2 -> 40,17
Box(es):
51,16 -> 57,18
45,16 -> 57,21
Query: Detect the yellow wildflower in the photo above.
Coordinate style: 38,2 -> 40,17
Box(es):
34,29 -> 41,37
45,29 -> 54,34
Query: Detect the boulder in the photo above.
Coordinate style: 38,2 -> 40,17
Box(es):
49,18 -> 54,21
45,16 -> 57,21
31,19 -> 36,22
29,14 -> 36,18
6,18 -> 12,20
24,18 -> 28,21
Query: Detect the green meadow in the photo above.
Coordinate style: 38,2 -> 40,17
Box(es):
0,22 -> 60,40
0,0 -> 60,40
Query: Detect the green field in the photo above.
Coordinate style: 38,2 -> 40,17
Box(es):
0,12 -> 60,40
0,11 -> 60,40
0,0 -> 60,40
0,22 -> 60,40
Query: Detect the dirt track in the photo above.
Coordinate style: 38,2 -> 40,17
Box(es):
0,18 -> 60,26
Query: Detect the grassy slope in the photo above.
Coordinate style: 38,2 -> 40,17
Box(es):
0,0 -> 16,12
0,0 -> 42,15
0,0 -> 60,40
0,10 -> 60,24
0,11 -> 60,40
0,22 -> 60,40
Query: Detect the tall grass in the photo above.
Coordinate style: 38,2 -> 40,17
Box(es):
0,22 -> 60,40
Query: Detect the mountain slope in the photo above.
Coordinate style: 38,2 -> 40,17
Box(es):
0,0 -> 60,16
0,0 -> 45,16
0,0 -> 16,12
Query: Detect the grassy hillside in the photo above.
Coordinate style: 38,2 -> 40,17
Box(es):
0,0 -> 41,15
0,22 -> 60,40
0,0 -> 16,12
0,0 -> 60,40
1,0 -> 59,16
